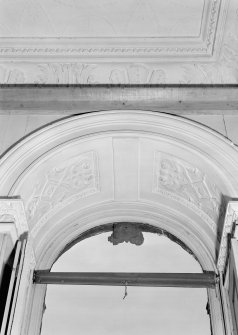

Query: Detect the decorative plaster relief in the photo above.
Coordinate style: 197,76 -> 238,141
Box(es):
153,153 -> 221,230
217,202 -> 238,272
37,63 -> 168,84
1,0 -> 236,84
0,62 -> 169,84
0,199 -> 28,236
181,1 -> 238,84
0,66 -> 25,84
0,0 -> 237,83
0,1 -> 237,85
0,0 -> 217,56
220,32 -> 238,82
0,54 -> 237,85
26,151 -> 100,225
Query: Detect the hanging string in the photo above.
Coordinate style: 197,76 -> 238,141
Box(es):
123,281 -> 128,300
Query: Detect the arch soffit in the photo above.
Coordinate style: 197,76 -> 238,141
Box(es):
34,201 -> 216,271
0,111 -> 237,270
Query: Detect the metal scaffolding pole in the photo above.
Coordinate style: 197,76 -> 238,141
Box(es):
34,271 -> 217,288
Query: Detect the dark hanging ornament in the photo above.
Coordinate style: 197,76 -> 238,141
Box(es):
108,223 -> 144,246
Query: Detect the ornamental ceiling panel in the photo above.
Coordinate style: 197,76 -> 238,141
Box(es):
0,0 -> 220,57
0,0 -> 205,38
0,0 -> 237,84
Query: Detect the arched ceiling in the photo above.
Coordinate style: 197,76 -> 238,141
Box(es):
0,111 -> 238,271
0,0 -> 237,84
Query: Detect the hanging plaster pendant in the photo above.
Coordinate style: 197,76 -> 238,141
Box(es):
108,223 -> 144,246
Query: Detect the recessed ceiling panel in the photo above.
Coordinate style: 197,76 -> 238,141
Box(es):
0,0 -> 237,84
0,0 -> 204,38
0,0 -> 219,59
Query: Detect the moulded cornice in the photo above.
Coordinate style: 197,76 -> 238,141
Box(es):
0,0 -> 220,59
0,0 -> 237,84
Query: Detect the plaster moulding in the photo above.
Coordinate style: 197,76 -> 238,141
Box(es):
26,150 -> 100,226
217,201 -> 238,272
34,201 -> 216,270
0,111 -> 238,195
26,201 -> 222,335
0,199 -> 28,237
0,111 -> 238,270
27,202 -> 224,335
23,143 -> 222,246
0,111 -> 237,266
0,0 -> 237,84
0,0 -> 220,59
153,152 -> 222,231
0,112 -> 233,335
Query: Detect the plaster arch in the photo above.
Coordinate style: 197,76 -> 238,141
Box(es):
0,110 -> 238,334
0,111 -> 237,266
35,201 -> 215,270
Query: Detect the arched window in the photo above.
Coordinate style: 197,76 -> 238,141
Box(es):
1,110 -> 236,335
40,223 -> 212,335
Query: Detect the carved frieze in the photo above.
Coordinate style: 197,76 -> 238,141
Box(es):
26,151 -> 100,224
1,0 -> 237,84
153,153 -> 221,229
36,63 -> 167,84
0,66 -> 25,84
0,2 -> 237,85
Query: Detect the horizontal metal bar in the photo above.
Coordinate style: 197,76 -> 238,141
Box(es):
33,271 -> 217,288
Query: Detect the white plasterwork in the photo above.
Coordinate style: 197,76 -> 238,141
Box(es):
0,0 -> 237,83
153,152 -> 221,230
0,199 -> 28,237
0,111 -> 236,335
217,201 -> 238,272
25,150 -> 100,226
0,0 -> 206,39
0,0 -> 219,57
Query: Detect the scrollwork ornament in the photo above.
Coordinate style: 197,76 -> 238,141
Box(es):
153,152 -> 221,228
26,151 -> 100,225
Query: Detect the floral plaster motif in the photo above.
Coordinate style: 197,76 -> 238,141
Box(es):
36,63 -> 97,84
153,153 -> 221,225
0,66 -> 25,84
26,151 -> 100,225
35,63 -> 168,84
